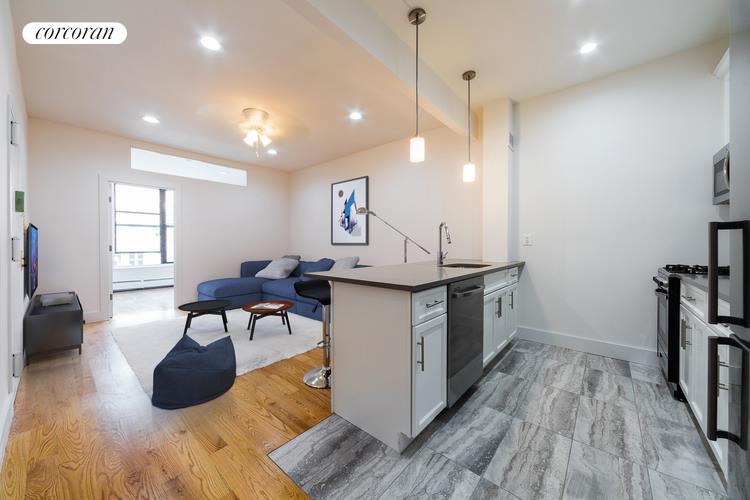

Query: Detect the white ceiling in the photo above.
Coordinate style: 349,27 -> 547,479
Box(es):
367,0 -> 730,104
10,0 -> 441,170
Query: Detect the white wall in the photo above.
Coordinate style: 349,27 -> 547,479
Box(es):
0,0 -> 28,464
288,126 -> 482,265
516,41 -> 729,359
28,119 -> 289,321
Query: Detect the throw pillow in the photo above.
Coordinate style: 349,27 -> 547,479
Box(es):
255,257 -> 300,279
332,256 -> 360,269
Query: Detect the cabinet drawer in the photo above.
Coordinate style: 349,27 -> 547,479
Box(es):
484,270 -> 509,294
681,283 -> 707,320
508,266 -> 520,283
412,286 -> 447,325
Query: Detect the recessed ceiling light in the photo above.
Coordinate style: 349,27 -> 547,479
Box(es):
142,115 -> 159,124
200,36 -> 222,51
579,42 -> 598,55
267,149 -> 278,156
349,111 -> 363,121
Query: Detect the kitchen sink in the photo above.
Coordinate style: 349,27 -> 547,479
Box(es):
440,263 -> 491,268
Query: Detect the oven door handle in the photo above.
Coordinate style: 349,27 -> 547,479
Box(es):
708,335 -> 749,450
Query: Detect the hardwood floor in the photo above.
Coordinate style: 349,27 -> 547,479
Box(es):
1,320 -> 330,498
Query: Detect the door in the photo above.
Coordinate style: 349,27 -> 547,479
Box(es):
412,313 -> 447,436
679,308 -> 692,399
483,291 -> 498,366
493,289 -> 509,353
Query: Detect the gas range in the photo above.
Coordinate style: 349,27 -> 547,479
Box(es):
664,264 -> 730,276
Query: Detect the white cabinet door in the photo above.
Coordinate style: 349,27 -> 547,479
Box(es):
412,314 -> 447,436
494,289 -> 509,353
507,285 -> 518,340
483,291 -> 498,367
679,308 -> 692,400
690,320 -> 708,431
710,343 -> 730,473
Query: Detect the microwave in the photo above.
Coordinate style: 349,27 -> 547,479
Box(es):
713,144 -> 730,205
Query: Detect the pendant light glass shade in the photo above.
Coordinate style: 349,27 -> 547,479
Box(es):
462,162 -> 476,182
410,136 -> 425,163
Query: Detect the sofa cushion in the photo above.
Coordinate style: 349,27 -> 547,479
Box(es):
260,277 -> 300,299
255,258 -> 300,279
332,256 -> 359,269
292,258 -> 335,278
197,277 -> 265,298
240,260 -> 272,278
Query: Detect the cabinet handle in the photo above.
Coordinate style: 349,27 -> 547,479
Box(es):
709,220 -> 750,327
417,337 -> 425,372
425,299 -> 444,309
510,292 -> 514,310
719,383 -> 730,391
497,297 -> 503,318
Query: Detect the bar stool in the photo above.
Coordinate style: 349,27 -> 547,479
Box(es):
294,279 -> 331,389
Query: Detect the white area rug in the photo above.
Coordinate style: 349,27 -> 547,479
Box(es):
112,308 -> 321,395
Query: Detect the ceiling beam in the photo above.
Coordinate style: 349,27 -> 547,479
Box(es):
281,0 -> 477,138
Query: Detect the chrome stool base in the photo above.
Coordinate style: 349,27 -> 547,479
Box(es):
304,366 -> 331,389
304,303 -> 331,389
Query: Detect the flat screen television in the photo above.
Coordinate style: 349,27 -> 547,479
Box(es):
25,223 -> 38,298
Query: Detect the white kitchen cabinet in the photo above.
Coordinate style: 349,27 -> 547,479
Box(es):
494,289 -> 510,353
679,307 -> 693,401
482,284 -> 519,367
507,284 -> 518,340
679,302 -> 731,474
483,291 -> 499,366
411,313 -> 447,436
690,320 -> 709,431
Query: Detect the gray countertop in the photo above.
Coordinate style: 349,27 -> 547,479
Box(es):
306,259 -> 525,292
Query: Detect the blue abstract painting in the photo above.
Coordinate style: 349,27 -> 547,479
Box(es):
331,176 -> 368,245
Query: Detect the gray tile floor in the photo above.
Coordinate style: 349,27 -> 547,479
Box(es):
269,339 -> 728,500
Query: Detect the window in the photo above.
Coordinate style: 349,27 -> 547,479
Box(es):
113,183 -> 174,266
131,147 -> 247,187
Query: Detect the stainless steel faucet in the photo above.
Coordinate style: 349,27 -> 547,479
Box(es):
438,222 -> 452,265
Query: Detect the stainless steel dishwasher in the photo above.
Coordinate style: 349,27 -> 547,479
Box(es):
447,276 -> 485,406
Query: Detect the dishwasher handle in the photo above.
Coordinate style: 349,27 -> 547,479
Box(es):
451,285 -> 485,298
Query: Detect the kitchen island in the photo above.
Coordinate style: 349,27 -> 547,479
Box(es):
307,259 -> 524,451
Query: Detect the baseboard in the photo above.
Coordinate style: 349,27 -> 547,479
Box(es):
0,377 -> 20,468
84,310 -> 107,323
517,326 -> 658,366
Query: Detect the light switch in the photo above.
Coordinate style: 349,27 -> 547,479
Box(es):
522,233 -> 532,246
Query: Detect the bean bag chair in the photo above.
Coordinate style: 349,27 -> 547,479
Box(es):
152,335 -> 236,409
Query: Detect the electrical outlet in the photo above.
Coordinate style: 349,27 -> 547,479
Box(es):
522,233 -> 533,246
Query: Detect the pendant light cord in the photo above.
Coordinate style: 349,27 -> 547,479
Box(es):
467,77 -> 471,163
415,20 -> 419,137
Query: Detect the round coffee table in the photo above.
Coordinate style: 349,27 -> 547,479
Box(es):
178,299 -> 231,335
242,300 -> 294,340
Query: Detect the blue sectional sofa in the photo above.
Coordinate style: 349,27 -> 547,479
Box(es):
197,258 -> 351,320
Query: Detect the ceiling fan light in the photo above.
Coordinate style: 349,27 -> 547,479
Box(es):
463,162 -> 476,183
410,136 -> 425,163
260,133 -> 272,147
243,130 -> 258,146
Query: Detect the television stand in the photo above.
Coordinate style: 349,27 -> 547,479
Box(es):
24,292 -> 84,365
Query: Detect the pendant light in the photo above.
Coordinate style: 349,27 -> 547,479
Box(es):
409,8 -> 426,163
462,70 -> 476,182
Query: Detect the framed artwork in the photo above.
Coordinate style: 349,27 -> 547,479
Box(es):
331,176 -> 369,245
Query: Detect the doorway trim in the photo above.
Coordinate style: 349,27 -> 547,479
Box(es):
97,175 -> 182,322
